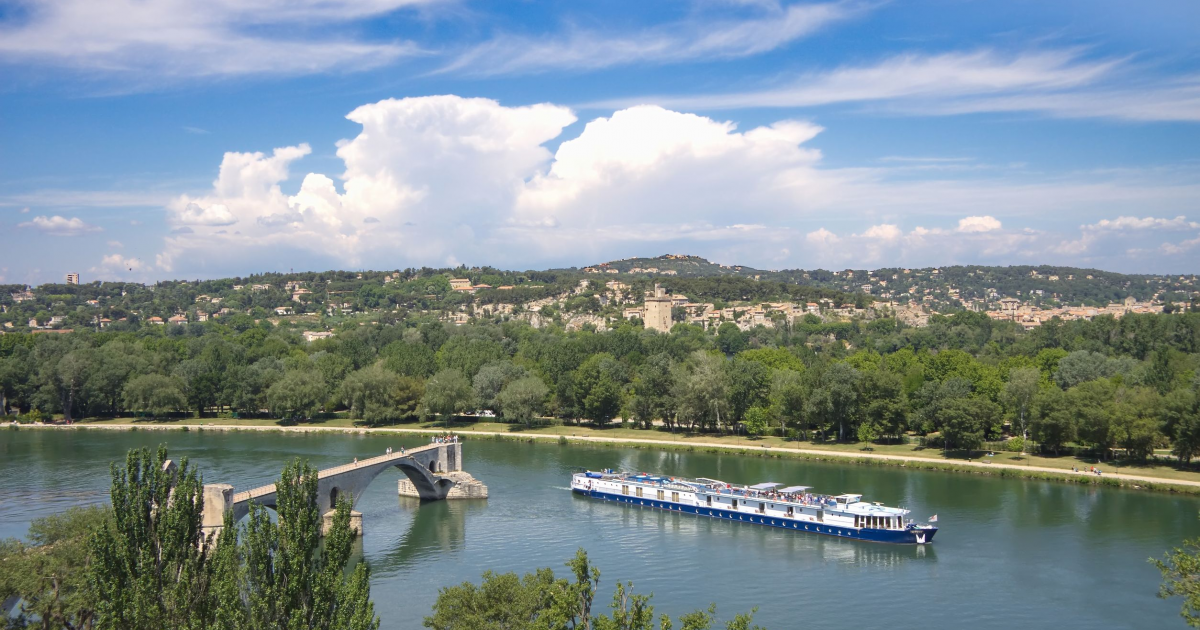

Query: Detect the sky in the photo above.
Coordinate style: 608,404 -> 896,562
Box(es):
1,0 -> 1199,284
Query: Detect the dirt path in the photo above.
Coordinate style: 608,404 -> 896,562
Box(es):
25,421 -> 1199,489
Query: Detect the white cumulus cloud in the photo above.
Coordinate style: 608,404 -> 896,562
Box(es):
152,95 -> 1200,275
957,215 -> 1002,233
19,215 -> 101,235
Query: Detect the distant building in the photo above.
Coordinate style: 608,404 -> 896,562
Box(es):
449,278 -> 473,290
643,284 -> 673,332
147,316 -> 164,325
65,273 -> 79,285
303,331 -> 334,342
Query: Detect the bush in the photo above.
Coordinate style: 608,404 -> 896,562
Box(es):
558,435 -> 568,446
1004,437 -> 1025,452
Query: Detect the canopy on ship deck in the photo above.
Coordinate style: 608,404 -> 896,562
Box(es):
778,486 -> 812,493
748,482 -> 782,490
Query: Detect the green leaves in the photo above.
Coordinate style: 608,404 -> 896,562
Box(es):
424,549 -> 761,630
84,448 -> 378,630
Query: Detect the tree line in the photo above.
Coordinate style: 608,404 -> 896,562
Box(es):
4,308 -> 1200,461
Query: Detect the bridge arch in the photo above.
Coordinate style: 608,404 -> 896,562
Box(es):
222,442 -> 463,523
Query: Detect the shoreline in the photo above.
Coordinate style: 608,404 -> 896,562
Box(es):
12,421 -> 1200,496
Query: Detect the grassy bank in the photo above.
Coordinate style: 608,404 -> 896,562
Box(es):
13,416 -> 1200,496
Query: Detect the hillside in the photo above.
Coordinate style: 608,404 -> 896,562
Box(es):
572,256 -> 1196,309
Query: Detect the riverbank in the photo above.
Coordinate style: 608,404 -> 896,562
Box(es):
12,418 -> 1200,496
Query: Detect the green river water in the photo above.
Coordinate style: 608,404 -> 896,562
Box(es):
1,428 -> 1197,629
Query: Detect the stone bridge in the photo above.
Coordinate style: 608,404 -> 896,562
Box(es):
201,441 -> 464,535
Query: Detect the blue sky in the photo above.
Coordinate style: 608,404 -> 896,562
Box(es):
2,0 -> 1198,284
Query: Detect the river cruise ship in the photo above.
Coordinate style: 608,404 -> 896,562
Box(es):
571,470 -> 938,544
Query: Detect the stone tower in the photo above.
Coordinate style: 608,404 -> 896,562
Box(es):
643,284 -> 672,332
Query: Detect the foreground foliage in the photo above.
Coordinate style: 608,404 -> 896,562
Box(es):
0,506 -> 109,630
425,549 -> 761,630
1154,517 -> 1200,628
1,446 -> 379,630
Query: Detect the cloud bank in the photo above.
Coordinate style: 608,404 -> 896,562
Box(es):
152,95 -> 1200,276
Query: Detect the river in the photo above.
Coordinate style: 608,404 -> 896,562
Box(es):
2,428 -> 1197,629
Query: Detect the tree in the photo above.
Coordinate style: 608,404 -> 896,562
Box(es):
673,352 -> 729,432
123,374 -> 188,419
769,369 -> 806,438
436,337 -> 506,380
715,323 -> 746,356
804,362 -> 860,441
339,365 -> 423,426
54,349 -> 94,423
743,406 -> 771,438
87,446 -> 218,629
495,376 -> 550,427
237,460 -> 379,630
381,340 -> 438,379
267,370 -> 327,420
1164,389 -> 1200,464
573,354 -> 625,426
1032,386 -> 1075,454
423,369 -> 475,422
473,361 -> 529,414
1153,518 -> 1200,628
86,447 -> 378,630
174,358 -> 222,417
940,396 -> 998,453
424,549 -> 759,630
629,353 -> 675,429
0,506 -> 109,630
1111,386 -> 1162,462
859,369 -> 907,443
724,359 -> 771,425
1071,379 -> 1118,458
1053,351 -> 1107,389
1003,367 -> 1040,453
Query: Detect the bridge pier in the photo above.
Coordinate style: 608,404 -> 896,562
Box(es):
322,510 -> 363,535
201,483 -> 233,539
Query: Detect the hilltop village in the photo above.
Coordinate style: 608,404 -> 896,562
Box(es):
0,255 -> 1193,336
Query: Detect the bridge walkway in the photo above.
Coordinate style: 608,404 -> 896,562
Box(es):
232,441 -> 452,504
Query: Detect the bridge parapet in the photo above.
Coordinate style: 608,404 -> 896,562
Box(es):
212,441 -> 469,526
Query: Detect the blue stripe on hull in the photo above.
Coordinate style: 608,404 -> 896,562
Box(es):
573,488 -> 936,544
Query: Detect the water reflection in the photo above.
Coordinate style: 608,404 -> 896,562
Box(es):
373,498 -> 486,576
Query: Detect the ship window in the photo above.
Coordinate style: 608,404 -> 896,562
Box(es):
672,492 -> 679,502
706,496 -> 712,506
787,506 -> 794,518
636,487 -> 643,498
657,489 -> 664,500
758,503 -> 765,514
732,499 -> 738,508
622,485 -> 629,495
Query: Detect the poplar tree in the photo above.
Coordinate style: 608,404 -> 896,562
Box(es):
86,447 -> 379,630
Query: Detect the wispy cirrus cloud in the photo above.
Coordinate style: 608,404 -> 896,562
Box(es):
589,49 -> 1117,108
0,0 -> 436,79
438,1 -> 860,76
586,48 -> 1200,122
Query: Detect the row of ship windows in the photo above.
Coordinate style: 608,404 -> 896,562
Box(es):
615,484 -> 896,529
